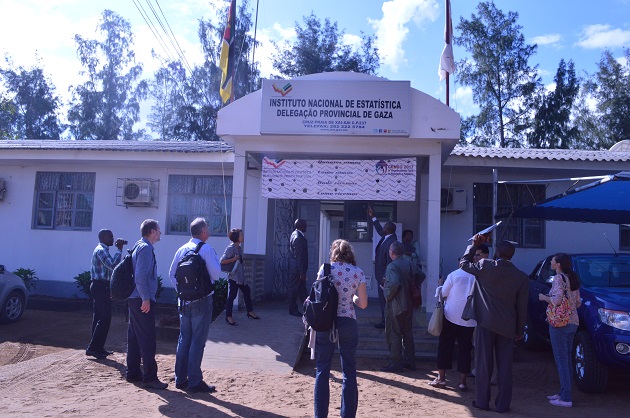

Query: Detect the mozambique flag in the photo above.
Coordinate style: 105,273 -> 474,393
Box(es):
219,0 -> 236,103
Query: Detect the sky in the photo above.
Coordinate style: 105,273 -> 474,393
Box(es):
1,0 -> 629,137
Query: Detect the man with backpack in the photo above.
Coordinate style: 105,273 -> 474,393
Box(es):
168,217 -> 221,393
126,219 -> 166,389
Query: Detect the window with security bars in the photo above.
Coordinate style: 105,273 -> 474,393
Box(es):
33,172 -> 95,230
473,183 -> 546,248
167,175 -> 233,236
621,225 -> 630,251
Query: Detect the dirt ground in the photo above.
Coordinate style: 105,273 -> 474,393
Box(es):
0,308 -> 628,417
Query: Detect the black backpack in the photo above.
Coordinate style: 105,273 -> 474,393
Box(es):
303,263 -> 339,332
110,246 -> 138,301
175,242 -> 214,301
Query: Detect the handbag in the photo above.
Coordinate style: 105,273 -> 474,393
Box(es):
546,274 -> 571,328
410,281 -> 422,308
427,289 -> 444,336
408,263 -> 422,308
460,280 -> 476,321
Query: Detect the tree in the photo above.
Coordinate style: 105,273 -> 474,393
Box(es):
528,59 -> 580,149
147,0 -> 260,141
68,10 -> 148,140
272,13 -> 380,78
0,59 -> 62,139
585,48 -> 630,147
455,2 -> 541,147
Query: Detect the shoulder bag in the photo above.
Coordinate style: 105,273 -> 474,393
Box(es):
427,288 -> 444,336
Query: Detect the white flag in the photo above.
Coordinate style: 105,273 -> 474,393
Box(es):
438,0 -> 455,81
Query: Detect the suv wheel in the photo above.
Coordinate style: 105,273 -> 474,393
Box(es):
573,330 -> 609,393
1,290 -> 25,323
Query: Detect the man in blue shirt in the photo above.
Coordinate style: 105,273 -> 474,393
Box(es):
126,219 -> 167,389
168,217 -> 221,393
87,229 -> 125,359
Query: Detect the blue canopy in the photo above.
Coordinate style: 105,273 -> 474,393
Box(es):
498,172 -> 630,224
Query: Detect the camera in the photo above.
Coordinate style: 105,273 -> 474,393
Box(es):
121,240 -> 128,245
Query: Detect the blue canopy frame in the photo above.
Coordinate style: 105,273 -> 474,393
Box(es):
497,172 -> 630,224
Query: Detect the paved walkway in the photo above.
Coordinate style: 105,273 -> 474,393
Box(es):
201,300 -> 306,375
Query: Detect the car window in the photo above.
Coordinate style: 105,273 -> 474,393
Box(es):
574,256 -> 630,287
541,259 -> 554,284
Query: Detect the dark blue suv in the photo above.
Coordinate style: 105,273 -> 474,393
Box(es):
522,253 -> 630,393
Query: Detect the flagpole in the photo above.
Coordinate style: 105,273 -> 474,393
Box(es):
446,72 -> 450,107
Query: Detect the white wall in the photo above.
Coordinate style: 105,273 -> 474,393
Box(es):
0,163 -> 233,298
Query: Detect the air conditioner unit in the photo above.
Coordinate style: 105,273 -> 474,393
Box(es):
441,187 -> 466,212
123,180 -> 152,204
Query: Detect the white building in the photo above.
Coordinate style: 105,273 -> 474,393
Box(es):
1,72 -> 628,305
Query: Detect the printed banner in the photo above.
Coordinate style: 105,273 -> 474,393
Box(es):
260,79 -> 411,136
261,157 -> 416,201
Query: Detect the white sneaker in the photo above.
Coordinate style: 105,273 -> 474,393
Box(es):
549,399 -> 572,407
547,394 -> 560,400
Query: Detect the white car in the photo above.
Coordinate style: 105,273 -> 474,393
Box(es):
0,265 -> 28,323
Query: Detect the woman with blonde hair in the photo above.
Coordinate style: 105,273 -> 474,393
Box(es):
314,239 -> 368,418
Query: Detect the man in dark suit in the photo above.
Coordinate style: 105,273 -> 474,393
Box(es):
288,219 -> 308,317
459,236 -> 529,413
368,206 -> 397,328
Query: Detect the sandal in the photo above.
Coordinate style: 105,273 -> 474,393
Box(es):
428,378 -> 446,389
458,383 -> 468,392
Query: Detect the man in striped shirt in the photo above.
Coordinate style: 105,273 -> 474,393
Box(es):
87,229 -> 125,359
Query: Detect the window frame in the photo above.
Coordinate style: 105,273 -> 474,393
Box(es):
473,183 -> 546,248
621,225 -> 630,251
166,175 -> 233,236
33,172 -> 95,231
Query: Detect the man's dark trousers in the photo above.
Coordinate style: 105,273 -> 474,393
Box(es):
87,280 -> 112,352
126,298 -> 158,383
288,272 -> 307,313
385,306 -> 414,367
474,325 -> 514,412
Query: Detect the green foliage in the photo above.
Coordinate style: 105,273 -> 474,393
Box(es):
528,59 -> 580,149
68,9 -> 148,140
0,57 -> 62,140
147,0 -> 259,141
13,268 -> 39,291
582,48 -> 630,148
212,278 -> 228,321
156,275 -> 164,300
272,12 -> 380,78
73,271 -> 92,298
455,2 -> 541,147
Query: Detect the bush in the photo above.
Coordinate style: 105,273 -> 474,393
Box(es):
13,268 -> 38,291
74,271 -> 92,298
156,275 -> 164,300
212,278 -> 228,321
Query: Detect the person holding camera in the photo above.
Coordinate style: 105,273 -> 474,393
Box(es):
86,229 -> 125,359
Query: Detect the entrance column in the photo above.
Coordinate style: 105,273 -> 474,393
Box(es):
426,151 -> 441,312
230,143 -> 247,232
